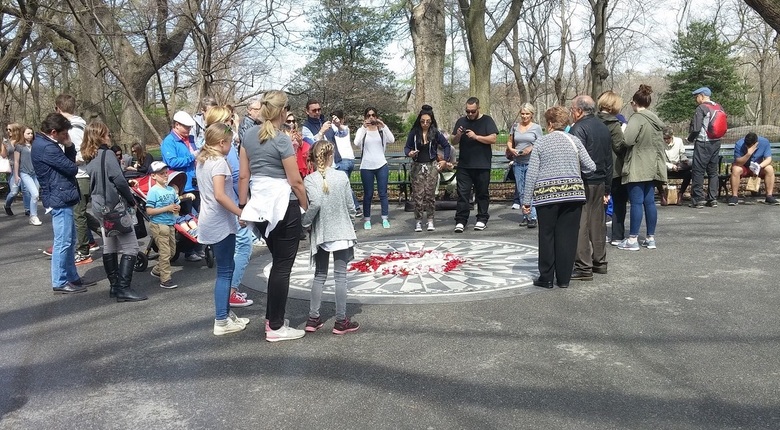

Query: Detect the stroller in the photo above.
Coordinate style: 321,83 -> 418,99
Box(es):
129,170 -> 214,270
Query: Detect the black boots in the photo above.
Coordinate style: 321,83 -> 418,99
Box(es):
115,254 -> 147,302
103,253 -> 120,298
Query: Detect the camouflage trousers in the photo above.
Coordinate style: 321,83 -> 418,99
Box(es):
410,161 -> 439,220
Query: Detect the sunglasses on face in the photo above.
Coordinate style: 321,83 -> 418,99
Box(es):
286,119 -> 296,124
465,109 -> 477,114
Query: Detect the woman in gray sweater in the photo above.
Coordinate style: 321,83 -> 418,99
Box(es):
82,122 -> 146,302
302,140 -> 359,334
523,106 -> 596,288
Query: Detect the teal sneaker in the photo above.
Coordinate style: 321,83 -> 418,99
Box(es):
382,219 -> 390,228
363,221 -> 372,230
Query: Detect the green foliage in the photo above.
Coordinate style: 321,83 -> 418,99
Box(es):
657,21 -> 748,123
289,0 -> 402,134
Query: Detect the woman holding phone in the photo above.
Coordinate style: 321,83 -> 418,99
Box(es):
354,107 -> 394,230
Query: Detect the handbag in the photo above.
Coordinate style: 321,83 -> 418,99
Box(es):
0,156 -> 10,173
99,150 -> 134,237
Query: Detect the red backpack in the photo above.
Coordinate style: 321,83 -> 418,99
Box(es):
703,102 -> 727,139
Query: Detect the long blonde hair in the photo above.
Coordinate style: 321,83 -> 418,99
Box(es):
197,123 -> 232,165
7,123 -> 24,144
258,90 -> 288,142
81,122 -> 110,162
309,140 -> 334,193
205,106 -> 232,127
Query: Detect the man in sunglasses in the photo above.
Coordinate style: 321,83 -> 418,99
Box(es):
451,97 -> 498,232
301,99 -> 331,145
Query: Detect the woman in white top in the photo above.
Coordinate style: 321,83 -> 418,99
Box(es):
354,107 -> 394,230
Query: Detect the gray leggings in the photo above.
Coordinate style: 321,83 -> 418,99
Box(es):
309,247 -> 350,321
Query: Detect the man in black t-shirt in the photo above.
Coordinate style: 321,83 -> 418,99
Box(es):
451,97 -> 498,232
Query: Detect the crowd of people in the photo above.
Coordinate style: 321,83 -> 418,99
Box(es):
3,86 -> 777,339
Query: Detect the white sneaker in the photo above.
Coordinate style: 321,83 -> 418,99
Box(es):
228,310 -> 250,326
454,223 -> 464,233
427,221 -> 435,231
415,221 -> 423,232
29,216 -> 42,226
252,238 -> 266,247
266,320 -> 305,342
511,203 -> 521,210
474,221 -> 487,231
213,318 -> 246,335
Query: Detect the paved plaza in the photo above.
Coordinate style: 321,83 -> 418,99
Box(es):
1,199 -> 779,429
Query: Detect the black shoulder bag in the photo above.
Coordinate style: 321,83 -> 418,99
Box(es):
100,149 -> 134,236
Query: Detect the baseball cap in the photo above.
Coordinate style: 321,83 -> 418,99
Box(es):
173,111 -> 195,127
150,161 -> 168,173
692,87 -> 711,97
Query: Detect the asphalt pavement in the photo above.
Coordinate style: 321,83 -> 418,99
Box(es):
1,197 -> 779,429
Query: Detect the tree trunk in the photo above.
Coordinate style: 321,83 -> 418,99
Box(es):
457,0 -> 523,114
589,0 -> 609,100
410,0 -> 446,112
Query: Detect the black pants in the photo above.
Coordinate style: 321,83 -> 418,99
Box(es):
455,168 -> 490,225
259,200 -> 301,331
611,178 -> 627,241
536,202 -> 583,285
691,140 -> 720,203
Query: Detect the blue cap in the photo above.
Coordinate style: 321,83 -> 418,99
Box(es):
692,87 -> 711,97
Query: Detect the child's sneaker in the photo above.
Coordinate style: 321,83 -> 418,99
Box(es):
160,279 -> 178,289
266,321 -> 305,342
150,269 -> 161,278
213,318 -> 246,336
332,317 -> 360,335
305,316 -> 324,332
229,290 -> 253,307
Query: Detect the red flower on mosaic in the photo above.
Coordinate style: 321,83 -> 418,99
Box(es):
348,250 -> 467,276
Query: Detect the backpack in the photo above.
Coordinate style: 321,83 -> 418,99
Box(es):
703,102 -> 727,139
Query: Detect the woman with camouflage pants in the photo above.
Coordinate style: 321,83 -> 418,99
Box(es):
404,105 -> 452,232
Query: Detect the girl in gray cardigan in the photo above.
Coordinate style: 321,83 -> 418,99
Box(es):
302,140 -> 360,335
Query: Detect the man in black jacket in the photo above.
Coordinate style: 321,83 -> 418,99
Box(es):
569,95 -> 613,281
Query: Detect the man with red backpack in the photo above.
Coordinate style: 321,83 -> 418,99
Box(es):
687,86 -> 727,208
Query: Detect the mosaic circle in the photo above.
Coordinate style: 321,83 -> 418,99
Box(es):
244,239 -> 541,304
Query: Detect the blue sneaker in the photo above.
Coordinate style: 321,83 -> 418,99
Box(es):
617,239 -> 640,251
641,237 -> 657,249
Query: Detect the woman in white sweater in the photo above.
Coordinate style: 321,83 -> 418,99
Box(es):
354,107 -> 394,230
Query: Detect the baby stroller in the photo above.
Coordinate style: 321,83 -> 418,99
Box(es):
129,170 -> 214,270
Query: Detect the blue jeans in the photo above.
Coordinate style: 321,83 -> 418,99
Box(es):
19,173 -> 39,217
335,158 -> 360,210
51,206 -> 79,288
212,234 -> 236,320
4,175 -> 31,212
627,181 -> 657,237
360,164 -> 389,219
231,222 -> 253,289
513,162 -> 536,220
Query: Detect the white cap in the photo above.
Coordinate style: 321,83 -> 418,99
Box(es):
150,161 -> 168,173
172,111 -> 195,127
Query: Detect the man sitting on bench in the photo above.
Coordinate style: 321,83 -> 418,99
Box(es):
657,126 -> 691,206
728,132 -> 779,206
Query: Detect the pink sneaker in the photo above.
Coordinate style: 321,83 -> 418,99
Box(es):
229,290 -> 253,307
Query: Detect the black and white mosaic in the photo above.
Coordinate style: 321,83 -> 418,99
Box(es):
243,239 -> 541,304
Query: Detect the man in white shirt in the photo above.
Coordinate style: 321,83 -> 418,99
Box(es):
657,126 -> 691,205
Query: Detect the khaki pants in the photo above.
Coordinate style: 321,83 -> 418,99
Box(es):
149,223 -> 176,282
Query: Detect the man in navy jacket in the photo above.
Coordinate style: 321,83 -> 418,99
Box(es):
32,113 -> 94,294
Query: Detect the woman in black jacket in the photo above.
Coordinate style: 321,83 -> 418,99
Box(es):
82,122 -> 146,302
124,142 -> 154,178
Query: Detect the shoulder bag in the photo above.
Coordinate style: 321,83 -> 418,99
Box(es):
99,150 -> 134,237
